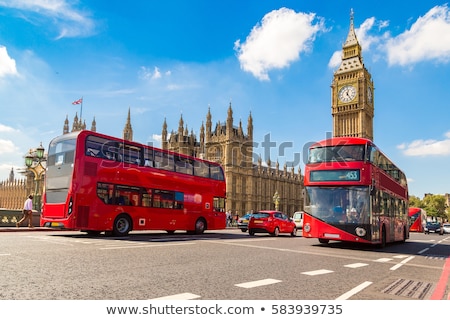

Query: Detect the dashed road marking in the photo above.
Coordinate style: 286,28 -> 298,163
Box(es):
344,263 -> 368,268
390,255 -> 414,271
335,281 -> 373,300
235,278 -> 282,288
375,258 -> 393,262
151,293 -> 201,300
301,269 -> 334,276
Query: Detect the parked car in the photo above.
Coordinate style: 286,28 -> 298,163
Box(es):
248,210 -> 297,237
292,211 -> 304,230
237,213 -> 253,232
442,223 -> 450,234
424,222 -> 444,235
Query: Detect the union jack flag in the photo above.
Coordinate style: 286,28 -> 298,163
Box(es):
72,98 -> 83,105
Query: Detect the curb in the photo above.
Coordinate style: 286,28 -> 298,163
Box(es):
0,227 -> 68,232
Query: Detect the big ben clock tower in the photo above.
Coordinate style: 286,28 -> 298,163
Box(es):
331,10 -> 374,141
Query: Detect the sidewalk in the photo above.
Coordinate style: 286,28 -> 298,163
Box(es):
0,226 -> 67,232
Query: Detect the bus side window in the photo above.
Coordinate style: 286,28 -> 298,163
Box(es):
175,156 -> 194,175
194,161 -> 210,178
144,159 -> 153,167
142,189 -> 152,207
210,164 -> 224,180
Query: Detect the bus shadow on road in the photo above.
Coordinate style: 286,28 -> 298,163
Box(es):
51,229 -> 251,242
311,237 -> 450,260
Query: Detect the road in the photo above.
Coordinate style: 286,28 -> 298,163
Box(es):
0,228 -> 448,300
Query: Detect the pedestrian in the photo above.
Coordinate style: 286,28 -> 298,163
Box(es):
17,195 -> 34,228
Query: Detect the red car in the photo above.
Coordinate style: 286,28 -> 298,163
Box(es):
248,210 -> 297,237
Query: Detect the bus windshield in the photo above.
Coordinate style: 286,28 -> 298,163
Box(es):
304,186 -> 369,224
308,145 -> 365,163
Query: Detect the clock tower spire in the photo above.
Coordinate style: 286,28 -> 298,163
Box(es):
331,9 -> 374,141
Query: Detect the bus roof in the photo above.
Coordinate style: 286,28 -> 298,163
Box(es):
51,130 -> 221,166
310,137 -> 372,148
408,207 -> 423,215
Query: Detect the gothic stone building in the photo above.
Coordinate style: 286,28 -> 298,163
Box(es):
162,104 -> 304,215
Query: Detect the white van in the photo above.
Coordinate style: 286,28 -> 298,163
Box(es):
292,211 -> 304,230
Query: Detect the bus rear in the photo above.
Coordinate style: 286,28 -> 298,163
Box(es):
41,131 -> 79,229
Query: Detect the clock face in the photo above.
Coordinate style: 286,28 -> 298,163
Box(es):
338,85 -> 356,103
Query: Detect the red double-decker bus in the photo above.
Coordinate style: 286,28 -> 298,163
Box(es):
41,130 -> 227,236
302,137 -> 409,247
408,207 -> 426,232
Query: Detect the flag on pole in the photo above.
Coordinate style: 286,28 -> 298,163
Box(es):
72,98 -> 83,105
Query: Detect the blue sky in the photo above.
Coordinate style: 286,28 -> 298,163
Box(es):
1,0 -> 450,199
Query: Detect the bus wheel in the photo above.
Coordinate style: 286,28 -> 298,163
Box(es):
194,218 -> 206,234
400,227 -> 407,243
318,238 -> 329,244
113,214 -> 132,236
249,229 -> 255,236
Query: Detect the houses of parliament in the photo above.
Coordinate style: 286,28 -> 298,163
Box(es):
1,13 -> 376,215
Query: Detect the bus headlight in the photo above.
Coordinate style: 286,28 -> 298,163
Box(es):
304,223 -> 311,233
355,227 -> 366,237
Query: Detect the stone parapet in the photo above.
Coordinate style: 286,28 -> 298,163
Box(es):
0,209 -> 40,227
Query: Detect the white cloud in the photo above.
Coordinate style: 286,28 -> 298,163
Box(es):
0,139 -> 19,154
328,51 -> 342,69
397,131 -> 450,156
139,66 -> 170,80
0,0 -> 96,39
235,7 -> 326,81
0,124 -> 17,133
385,4 -> 450,66
0,46 -> 18,77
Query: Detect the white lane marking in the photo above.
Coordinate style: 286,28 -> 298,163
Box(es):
390,255 -> 415,271
0,253 -> 11,256
235,278 -> 282,288
375,258 -> 392,262
301,269 -> 334,276
418,248 -> 429,254
151,293 -> 201,300
335,281 -> 373,300
344,263 -> 368,268
99,242 -> 195,250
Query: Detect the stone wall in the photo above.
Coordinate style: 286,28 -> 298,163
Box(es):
0,209 -> 40,227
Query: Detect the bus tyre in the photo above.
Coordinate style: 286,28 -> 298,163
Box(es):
401,227 -> 407,243
194,218 -> 206,234
249,229 -> 255,236
113,214 -> 132,236
318,238 -> 329,244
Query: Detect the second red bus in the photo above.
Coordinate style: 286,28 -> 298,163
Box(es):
408,207 -> 426,232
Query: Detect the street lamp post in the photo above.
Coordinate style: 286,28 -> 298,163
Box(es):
24,142 -> 47,212
273,191 -> 280,211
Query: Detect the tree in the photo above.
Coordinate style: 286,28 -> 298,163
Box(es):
422,194 -> 447,220
409,195 -> 423,208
